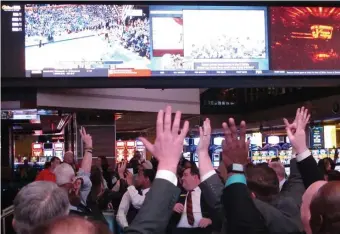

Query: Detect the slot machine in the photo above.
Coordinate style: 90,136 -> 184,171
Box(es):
260,151 -> 269,164
251,150 -> 260,164
192,137 -> 200,166
278,150 -> 288,165
43,142 -> 54,162
286,150 -> 293,165
329,148 -> 336,161
53,141 -> 64,160
212,148 -> 222,168
311,149 -> 320,162
268,149 -> 278,163
193,152 -> 199,167
135,140 -> 146,160
126,140 -> 136,161
32,142 -> 43,163
116,141 -> 126,162
319,149 -> 328,160
183,138 -> 191,161
212,136 -> 224,168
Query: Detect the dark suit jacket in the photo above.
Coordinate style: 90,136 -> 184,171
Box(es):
252,159 -> 305,233
205,160 -> 305,234
198,174 -> 224,231
126,178 -> 181,234
223,183 -> 269,234
297,155 -> 324,188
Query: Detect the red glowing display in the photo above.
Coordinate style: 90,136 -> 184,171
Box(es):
270,7 -> 340,70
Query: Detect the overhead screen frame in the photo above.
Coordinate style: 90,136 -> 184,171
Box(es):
2,1 -> 340,88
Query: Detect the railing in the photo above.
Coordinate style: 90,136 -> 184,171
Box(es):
1,205 -> 15,234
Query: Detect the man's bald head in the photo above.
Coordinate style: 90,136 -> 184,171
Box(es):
301,181 -> 327,234
63,151 -> 74,164
310,181 -> 340,234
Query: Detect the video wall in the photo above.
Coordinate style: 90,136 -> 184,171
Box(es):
2,3 -> 340,78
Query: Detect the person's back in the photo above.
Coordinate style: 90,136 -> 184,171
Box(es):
245,164 -> 303,233
13,181 -> 70,234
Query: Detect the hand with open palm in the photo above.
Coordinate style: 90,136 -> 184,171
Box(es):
283,107 -> 310,154
139,106 -> 189,173
197,118 -> 211,153
79,127 -> 92,148
222,118 -> 249,168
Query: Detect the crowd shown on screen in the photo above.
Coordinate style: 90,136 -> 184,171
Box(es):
191,36 -> 266,59
25,5 -> 150,59
11,106 -> 340,234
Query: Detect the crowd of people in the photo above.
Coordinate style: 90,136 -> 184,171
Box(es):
190,36 -> 266,60
25,5 -> 121,38
25,5 -> 150,59
10,106 -> 340,234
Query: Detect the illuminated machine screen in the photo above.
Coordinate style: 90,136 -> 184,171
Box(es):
1,3 -> 340,78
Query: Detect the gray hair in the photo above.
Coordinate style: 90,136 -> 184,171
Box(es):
13,181 -> 70,234
54,163 -> 75,186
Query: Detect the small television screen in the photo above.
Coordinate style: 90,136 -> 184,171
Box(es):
44,143 -> 53,149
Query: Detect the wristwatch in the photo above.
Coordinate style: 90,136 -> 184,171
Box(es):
227,163 -> 244,174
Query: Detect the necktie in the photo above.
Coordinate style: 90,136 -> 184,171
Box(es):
186,191 -> 195,226
138,189 -> 143,195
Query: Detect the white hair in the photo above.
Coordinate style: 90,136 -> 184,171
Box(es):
13,181 -> 70,234
54,163 -> 75,186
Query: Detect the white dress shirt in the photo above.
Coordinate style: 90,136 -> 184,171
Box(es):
279,178 -> 286,191
154,169 -> 215,228
177,187 -> 203,228
116,191 -> 131,228
127,186 -> 150,209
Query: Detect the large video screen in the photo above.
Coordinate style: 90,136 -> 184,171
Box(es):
149,5 -> 268,75
1,3 -> 340,78
25,4 -> 151,77
270,7 -> 340,73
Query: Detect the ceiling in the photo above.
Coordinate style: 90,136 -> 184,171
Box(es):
76,110 -> 200,132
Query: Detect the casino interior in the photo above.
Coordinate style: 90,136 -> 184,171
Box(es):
1,2 -> 340,234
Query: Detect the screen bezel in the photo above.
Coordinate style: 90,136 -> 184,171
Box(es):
2,1 -> 340,88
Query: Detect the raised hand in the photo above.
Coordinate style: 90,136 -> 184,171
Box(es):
222,118 -> 249,168
139,106 -> 189,173
197,118 -> 211,153
197,118 -> 214,178
283,107 -> 310,154
117,162 -> 126,178
79,127 -> 92,148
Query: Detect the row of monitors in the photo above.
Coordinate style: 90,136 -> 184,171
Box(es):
1,3 -> 340,78
192,148 -> 339,166
251,149 -> 340,165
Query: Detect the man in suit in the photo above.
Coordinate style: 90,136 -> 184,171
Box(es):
168,165 -> 214,234
219,106 -> 322,234
125,106 -> 189,234
206,116 -> 305,234
269,161 -> 286,191
117,169 -> 155,229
